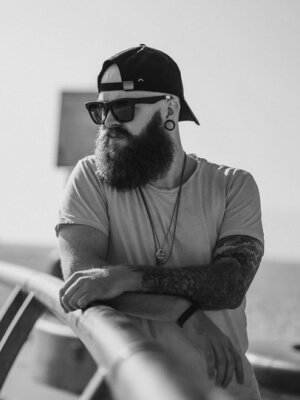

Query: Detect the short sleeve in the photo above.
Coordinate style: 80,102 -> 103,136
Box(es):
55,156 -> 109,237
218,171 -> 264,243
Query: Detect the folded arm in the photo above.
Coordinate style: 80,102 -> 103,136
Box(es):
133,234 -> 264,309
58,225 -> 263,315
58,224 -> 191,321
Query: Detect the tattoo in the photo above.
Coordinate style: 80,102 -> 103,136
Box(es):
139,235 -> 264,310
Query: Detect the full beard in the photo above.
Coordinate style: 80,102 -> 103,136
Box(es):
94,112 -> 175,190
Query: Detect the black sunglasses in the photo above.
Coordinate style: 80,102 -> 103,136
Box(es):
85,95 -> 170,125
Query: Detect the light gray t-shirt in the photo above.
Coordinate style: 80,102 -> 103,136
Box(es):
56,154 -> 264,399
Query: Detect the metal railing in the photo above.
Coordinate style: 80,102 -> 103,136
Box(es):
0,260 -> 213,400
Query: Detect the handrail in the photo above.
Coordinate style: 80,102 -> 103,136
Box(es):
0,261 -> 210,400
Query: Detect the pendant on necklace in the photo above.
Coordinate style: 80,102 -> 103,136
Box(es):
155,248 -> 165,264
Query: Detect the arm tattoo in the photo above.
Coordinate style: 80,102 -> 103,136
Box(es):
138,235 -> 264,310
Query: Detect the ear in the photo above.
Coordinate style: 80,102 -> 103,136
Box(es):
165,98 -> 180,119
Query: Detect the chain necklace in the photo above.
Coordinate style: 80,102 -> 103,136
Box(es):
138,153 -> 187,266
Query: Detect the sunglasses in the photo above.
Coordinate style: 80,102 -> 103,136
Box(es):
85,95 -> 170,125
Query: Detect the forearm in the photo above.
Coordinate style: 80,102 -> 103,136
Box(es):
60,254 -> 191,321
130,260 -> 244,310
129,235 -> 264,310
106,293 -> 191,322
61,254 -> 258,312
59,230 -> 263,313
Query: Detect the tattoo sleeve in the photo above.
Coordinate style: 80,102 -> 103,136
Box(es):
137,235 -> 264,310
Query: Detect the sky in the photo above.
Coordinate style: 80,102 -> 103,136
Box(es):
0,0 -> 299,262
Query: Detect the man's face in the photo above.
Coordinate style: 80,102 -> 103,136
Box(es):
93,64 -> 175,190
94,110 -> 175,190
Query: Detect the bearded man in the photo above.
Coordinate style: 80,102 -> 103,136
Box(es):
57,44 -> 264,399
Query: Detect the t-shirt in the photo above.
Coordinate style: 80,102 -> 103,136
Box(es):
56,154 -> 264,399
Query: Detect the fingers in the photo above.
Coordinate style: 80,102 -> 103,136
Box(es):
60,279 -> 85,312
202,347 -> 216,380
59,271 -> 91,312
77,294 -> 89,308
231,347 -> 244,385
213,344 -> 227,387
59,290 -> 70,313
212,343 -> 244,388
221,350 -> 235,388
60,271 -> 85,298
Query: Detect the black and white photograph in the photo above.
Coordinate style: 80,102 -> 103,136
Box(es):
0,1 -> 299,400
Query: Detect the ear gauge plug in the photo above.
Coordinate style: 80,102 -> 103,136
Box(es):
164,120 -> 176,131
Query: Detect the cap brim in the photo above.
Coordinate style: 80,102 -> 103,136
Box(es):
179,98 -> 200,125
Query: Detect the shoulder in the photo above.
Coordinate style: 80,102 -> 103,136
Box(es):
64,155 -> 108,201
71,155 -> 103,185
75,155 -> 97,174
189,154 -> 256,191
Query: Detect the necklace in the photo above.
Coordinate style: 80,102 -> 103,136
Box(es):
138,153 -> 187,266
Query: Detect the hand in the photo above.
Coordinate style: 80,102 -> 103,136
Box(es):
59,266 -> 132,313
182,310 -> 244,388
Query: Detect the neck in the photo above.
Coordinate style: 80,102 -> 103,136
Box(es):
150,149 -> 196,189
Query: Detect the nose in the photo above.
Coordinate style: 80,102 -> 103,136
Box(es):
104,110 -> 121,128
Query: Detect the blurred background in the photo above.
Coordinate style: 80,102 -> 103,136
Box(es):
0,1 -> 300,398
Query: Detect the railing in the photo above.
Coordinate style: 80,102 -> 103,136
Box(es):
0,261 -> 213,400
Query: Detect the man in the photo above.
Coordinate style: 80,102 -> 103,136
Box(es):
57,44 -> 264,399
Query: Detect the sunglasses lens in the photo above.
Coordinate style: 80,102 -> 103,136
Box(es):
112,101 -> 134,122
87,99 -> 136,124
88,104 -> 106,124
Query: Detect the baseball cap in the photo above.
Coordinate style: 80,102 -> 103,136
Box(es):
97,44 -> 200,125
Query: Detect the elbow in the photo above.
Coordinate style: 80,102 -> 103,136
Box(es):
199,292 -> 245,311
226,297 -> 245,310
224,290 -> 246,309
223,276 -> 249,309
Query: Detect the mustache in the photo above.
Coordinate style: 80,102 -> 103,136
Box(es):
101,126 -> 131,139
